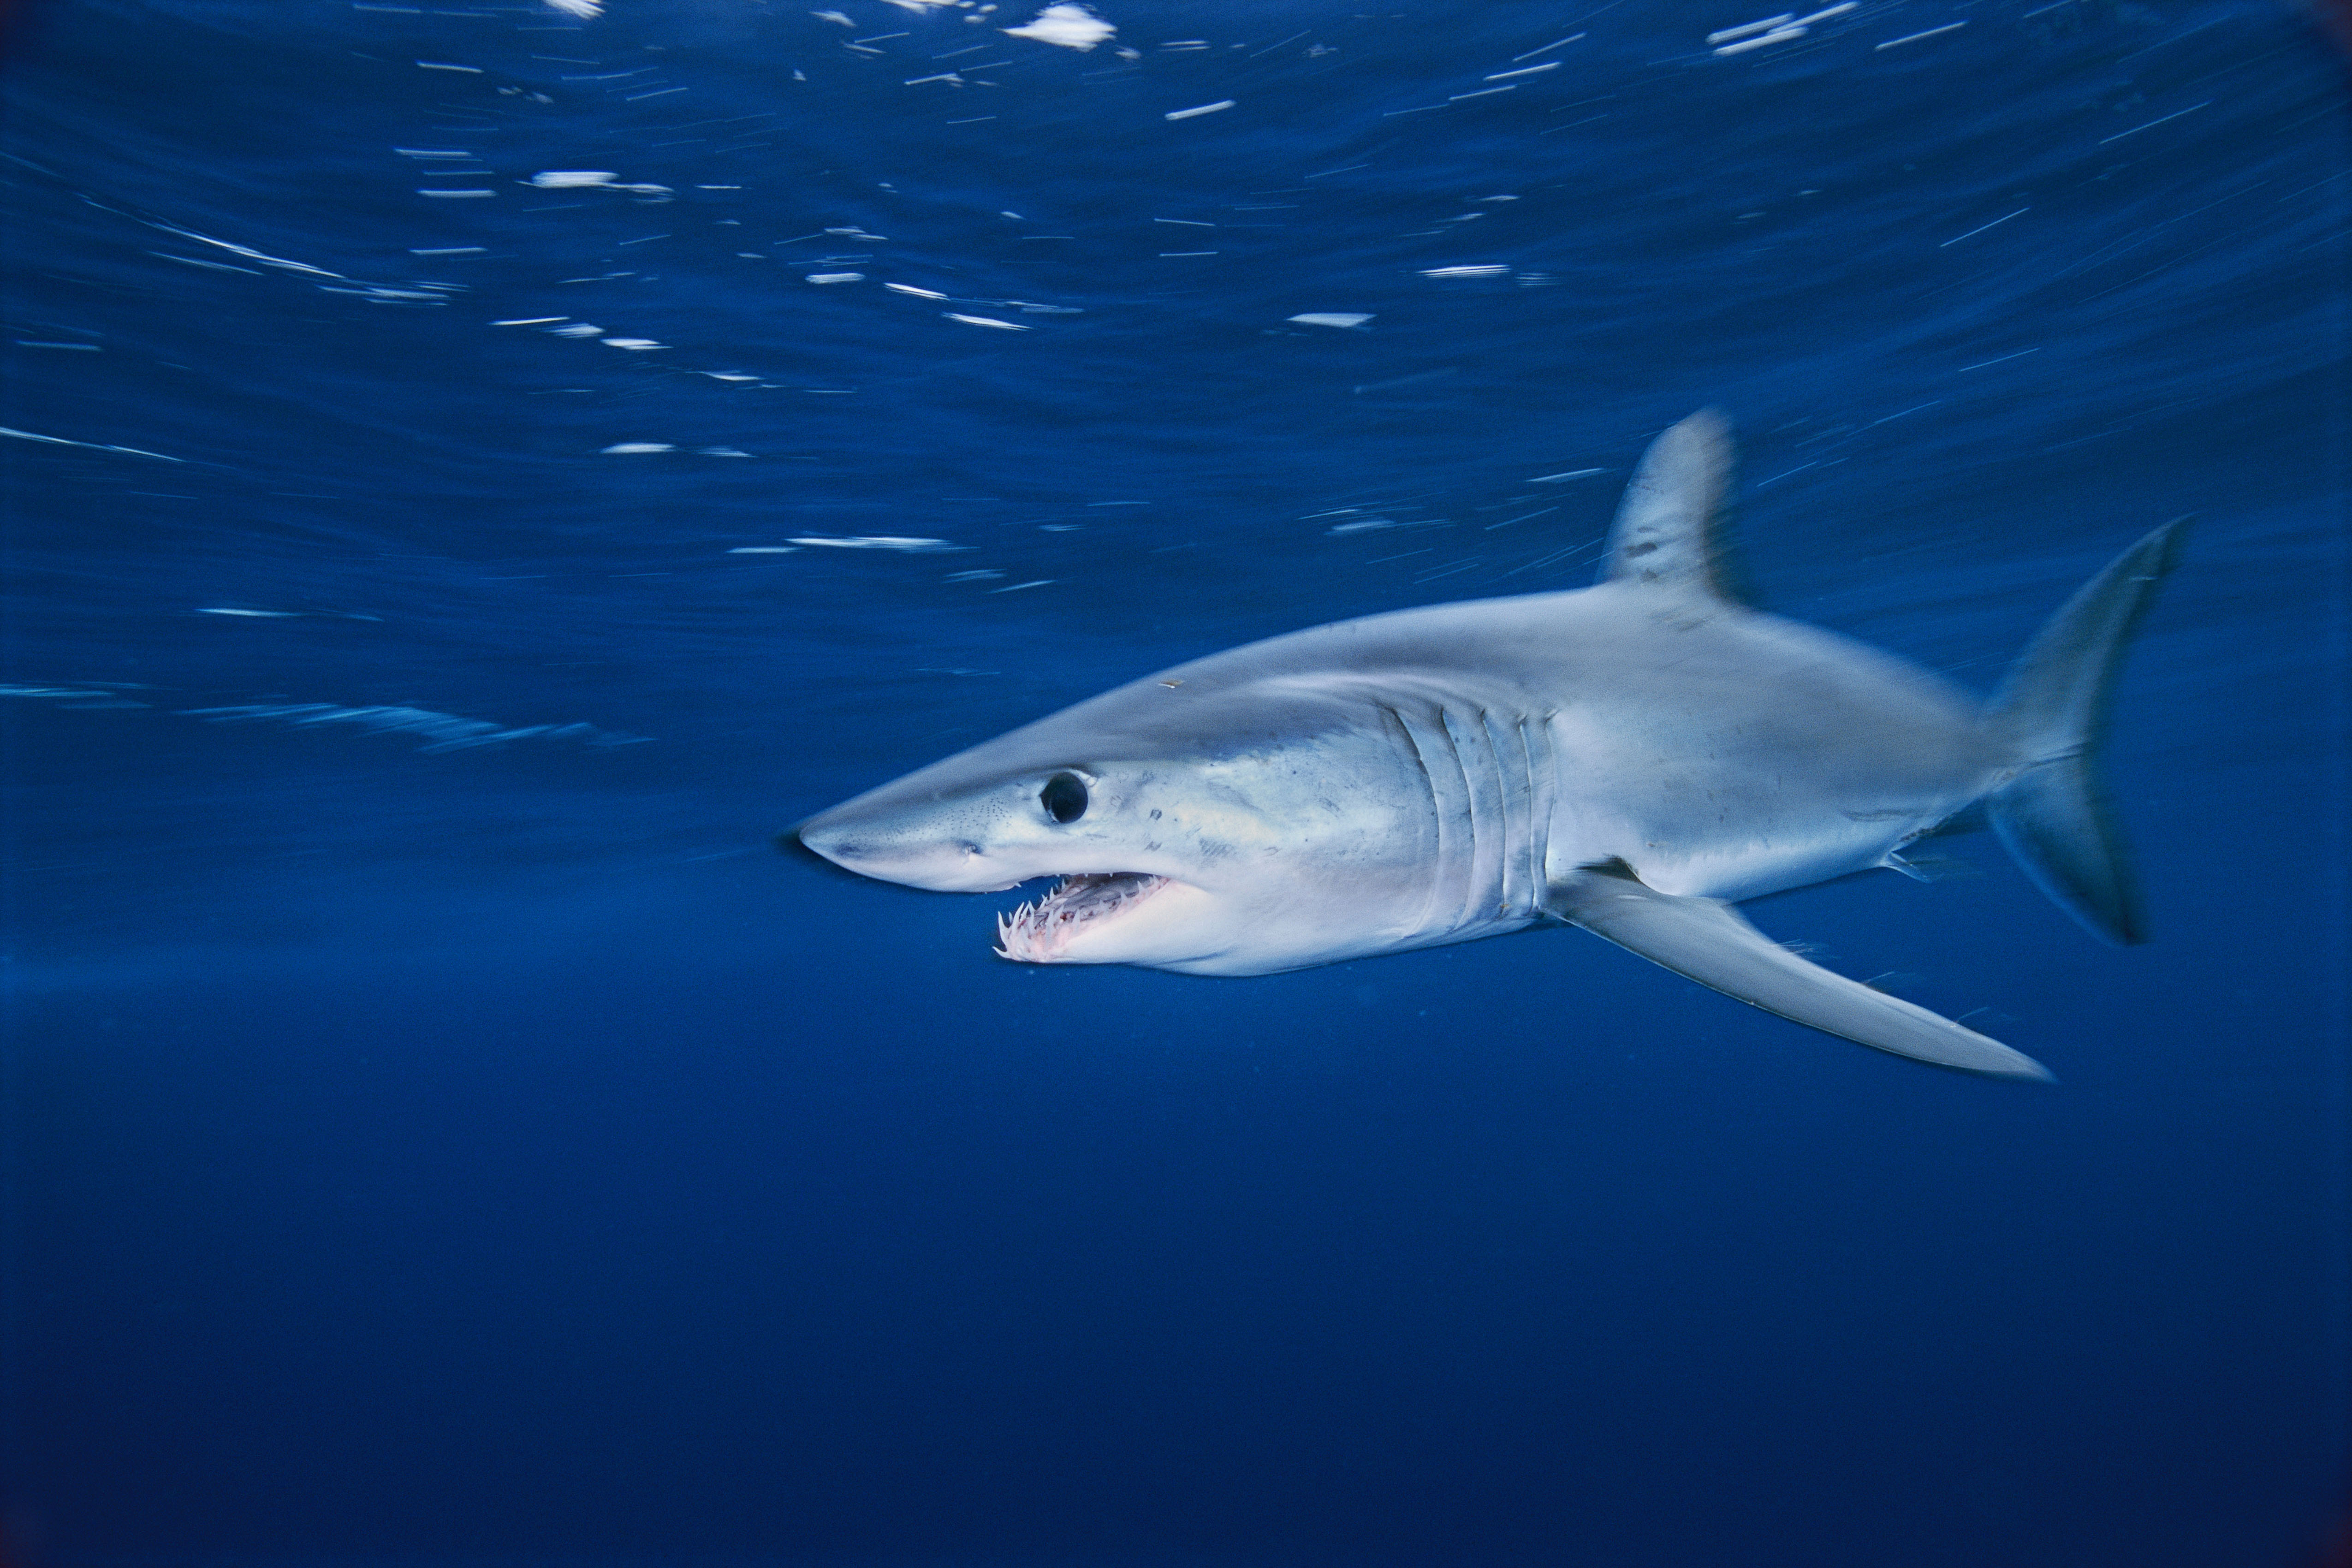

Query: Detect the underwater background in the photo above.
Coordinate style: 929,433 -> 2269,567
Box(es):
3,0 -> 2346,1562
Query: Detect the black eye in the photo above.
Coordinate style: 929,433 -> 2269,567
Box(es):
1040,772 -> 1088,824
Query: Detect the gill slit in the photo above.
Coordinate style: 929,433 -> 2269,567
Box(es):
1517,713 -> 1557,918
1485,709 -> 1533,918
1428,706 -> 1478,933
1378,704 -> 1450,941
1441,706 -> 1508,932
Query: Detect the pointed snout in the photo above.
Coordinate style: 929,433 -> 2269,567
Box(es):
780,793 -> 1023,892
785,804 -> 890,876
774,819 -> 871,881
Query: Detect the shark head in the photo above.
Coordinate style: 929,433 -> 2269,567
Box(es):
792,669 -> 1439,975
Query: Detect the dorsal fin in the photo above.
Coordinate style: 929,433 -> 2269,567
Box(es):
1599,408 -> 1752,604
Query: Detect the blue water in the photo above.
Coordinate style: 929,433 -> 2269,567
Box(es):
3,0 -> 2346,1562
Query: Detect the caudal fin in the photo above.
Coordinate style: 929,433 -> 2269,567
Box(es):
1986,519 -> 2191,944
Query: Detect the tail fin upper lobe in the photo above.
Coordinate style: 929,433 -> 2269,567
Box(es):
1985,518 -> 2191,945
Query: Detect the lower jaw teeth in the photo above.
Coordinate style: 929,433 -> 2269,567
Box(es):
996,873 -> 1167,961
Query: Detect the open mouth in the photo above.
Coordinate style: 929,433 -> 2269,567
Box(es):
995,873 -> 1171,962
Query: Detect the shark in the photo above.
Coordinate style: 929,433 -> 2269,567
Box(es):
792,411 -> 2186,1081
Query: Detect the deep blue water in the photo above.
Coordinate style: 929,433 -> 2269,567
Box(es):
3,0 -> 2347,1562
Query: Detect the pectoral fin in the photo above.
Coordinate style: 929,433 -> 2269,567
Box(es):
1549,864 -> 2053,1081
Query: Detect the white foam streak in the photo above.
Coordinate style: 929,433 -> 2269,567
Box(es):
184,702 -> 647,753
1,425 -> 184,463
1707,13 -> 1793,44
1001,3 -> 1115,50
148,223 -> 344,279
789,535 -> 964,552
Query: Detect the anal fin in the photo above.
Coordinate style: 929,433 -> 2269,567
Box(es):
1549,864 -> 2053,1081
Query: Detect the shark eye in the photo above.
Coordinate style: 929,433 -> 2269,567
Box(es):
1040,772 -> 1088,824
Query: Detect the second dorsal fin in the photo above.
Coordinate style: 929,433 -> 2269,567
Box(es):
1599,408 -> 1753,604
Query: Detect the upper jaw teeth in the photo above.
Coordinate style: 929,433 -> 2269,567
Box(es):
995,872 -> 1170,962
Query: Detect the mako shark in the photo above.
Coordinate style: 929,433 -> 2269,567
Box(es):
794,411 -> 2185,1081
